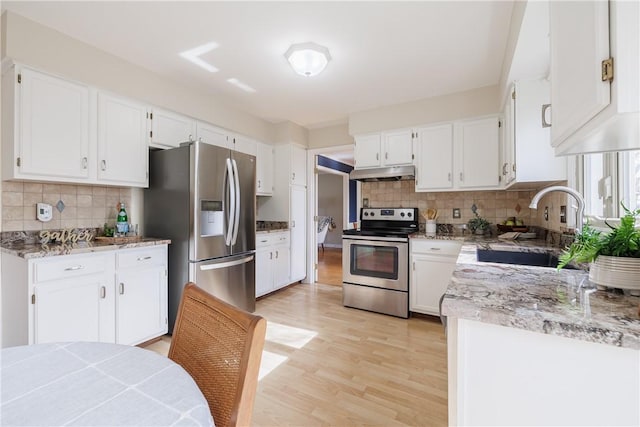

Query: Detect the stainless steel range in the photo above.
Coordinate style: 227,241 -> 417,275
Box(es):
342,207 -> 418,318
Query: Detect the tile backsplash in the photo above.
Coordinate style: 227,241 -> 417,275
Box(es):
361,180 -> 571,233
2,181 -> 132,232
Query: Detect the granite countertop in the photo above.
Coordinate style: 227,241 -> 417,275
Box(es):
440,237 -> 640,350
1,238 -> 171,259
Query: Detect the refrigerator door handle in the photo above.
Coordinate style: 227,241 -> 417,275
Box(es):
225,158 -> 235,246
198,254 -> 254,271
231,158 -> 241,245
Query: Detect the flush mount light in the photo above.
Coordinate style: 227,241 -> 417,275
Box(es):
180,41 -> 219,73
284,42 -> 331,77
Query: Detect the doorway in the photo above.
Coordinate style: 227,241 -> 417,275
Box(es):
317,172 -> 343,286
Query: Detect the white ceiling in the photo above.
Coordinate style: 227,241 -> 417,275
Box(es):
2,1 -> 515,129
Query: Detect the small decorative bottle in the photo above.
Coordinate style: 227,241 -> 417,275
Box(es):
116,203 -> 129,235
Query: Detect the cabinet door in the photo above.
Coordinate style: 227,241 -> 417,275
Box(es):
149,108 -> 196,149
549,0 -> 610,147
410,255 -> 457,316
457,117 -> 500,189
289,186 -> 307,282
414,124 -> 454,191
97,92 -> 148,187
274,244 -> 291,289
197,122 -> 231,149
34,276 -> 114,344
18,67 -> 90,179
502,87 -> 516,185
382,129 -> 413,166
290,145 -> 307,186
354,134 -> 381,168
256,142 -> 274,196
116,266 -> 167,345
232,135 -> 257,156
255,248 -> 274,297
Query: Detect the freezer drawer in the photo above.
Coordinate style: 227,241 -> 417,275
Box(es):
191,253 -> 255,313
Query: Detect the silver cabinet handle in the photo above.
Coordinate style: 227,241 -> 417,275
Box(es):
137,256 -> 152,261
512,164 -> 516,172
270,252 -> 273,260
260,239 -> 268,243
101,160 -> 106,171
275,250 -> 279,259
258,179 -> 261,188
100,286 -> 106,299
430,247 -> 442,251
292,220 -> 296,228
541,104 -> 552,128
502,163 -> 508,175
64,265 -> 84,271
188,134 -> 194,142
459,172 -> 464,181
376,153 -> 379,161
448,172 -> 452,182
82,157 -> 88,169
119,283 -> 125,295
385,152 -> 388,159
292,172 -> 296,181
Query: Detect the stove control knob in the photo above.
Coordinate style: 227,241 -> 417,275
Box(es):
364,212 -> 369,217
400,212 -> 405,217
370,212 -> 375,217
407,212 -> 412,217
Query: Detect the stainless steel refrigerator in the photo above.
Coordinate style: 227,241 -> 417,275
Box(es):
144,141 -> 256,333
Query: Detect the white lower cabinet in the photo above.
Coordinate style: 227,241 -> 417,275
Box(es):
255,231 -> 290,297
0,245 -> 168,348
115,246 -> 168,346
410,239 -> 462,315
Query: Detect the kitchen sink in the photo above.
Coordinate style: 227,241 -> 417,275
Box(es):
476,249 -> 577,269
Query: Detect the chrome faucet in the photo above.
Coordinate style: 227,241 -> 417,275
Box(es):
529,185 -> 586,234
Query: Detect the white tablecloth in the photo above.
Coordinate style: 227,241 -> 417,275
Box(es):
1,342 -> 214,426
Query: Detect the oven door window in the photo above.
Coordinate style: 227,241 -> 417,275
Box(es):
350,244 -> 398,280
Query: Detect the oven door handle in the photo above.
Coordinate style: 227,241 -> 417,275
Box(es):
342,235 -> 408,243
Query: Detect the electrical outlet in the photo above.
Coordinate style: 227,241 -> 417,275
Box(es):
544,206 -> 549,221
453,208 -> 461,219
560,205 -> 567,223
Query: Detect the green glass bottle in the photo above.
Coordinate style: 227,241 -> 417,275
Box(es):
116,202 -> 129,234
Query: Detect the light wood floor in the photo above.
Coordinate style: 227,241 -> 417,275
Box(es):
146,284 -> 448,426
317,247 -> 342,286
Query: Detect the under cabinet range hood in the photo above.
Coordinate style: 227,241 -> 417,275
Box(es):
349,165 -> 415,182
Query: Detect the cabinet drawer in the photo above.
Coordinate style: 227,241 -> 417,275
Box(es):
33,253 -> 110,283
256,231 -> 289,248
117,246 -> 166,269
411,239 -> 462,256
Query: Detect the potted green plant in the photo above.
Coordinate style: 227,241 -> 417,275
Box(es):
468,206 -> 491,235
558,204 -> 640,294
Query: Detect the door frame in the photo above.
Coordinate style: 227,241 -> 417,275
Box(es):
305,145 -> 359,284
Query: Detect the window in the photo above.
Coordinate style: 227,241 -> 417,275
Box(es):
580,150 -> 640,219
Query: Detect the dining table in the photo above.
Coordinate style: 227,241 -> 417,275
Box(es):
0,341 -> 214,426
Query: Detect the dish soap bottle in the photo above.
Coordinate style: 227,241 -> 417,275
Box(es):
116,202 -> 129,235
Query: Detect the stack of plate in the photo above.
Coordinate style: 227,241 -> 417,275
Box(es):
589,255 -> 640,295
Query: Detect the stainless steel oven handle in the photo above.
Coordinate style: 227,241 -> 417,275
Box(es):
199,255 -> 254,271
342,235 -> 409,243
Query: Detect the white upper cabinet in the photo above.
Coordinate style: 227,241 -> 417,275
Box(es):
414,124 -> 454,191
502,80 -> 566,189
354,133 -> 381,168
381,129 -> 414,166
3,66 -> 90,181
256,142 -> 274,196
456,117 -> 501,189
196,122 -> 231,149
290,144 -> 307,186
149,107 -> 196,149
550,0 -> 639,154
231,134 -> 258,156
354,130 -> 413,169
97,92 -> 148,187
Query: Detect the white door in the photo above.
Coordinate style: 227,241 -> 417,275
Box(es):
415,124 -> 454,191
255,248 -> 274,297
382,129 -> 413,166
290,186 -> 307,282
290,145 -> 307,186
149,108 -> 196,149
34,277 -> 114,344
97,92 -> 148,186
116,266 -> 166,345
197,122 -> 231,149
18,67 -> 90,179
274,244 -> 291,288
256,142 -> 274,195
457,117 -> 500,189
549,0 -> 610,147
354,134 -> 381,168
502,87 -> 516,185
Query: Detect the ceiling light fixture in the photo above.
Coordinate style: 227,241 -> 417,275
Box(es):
284,42 -> 331,77
180,41 -> 219,73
